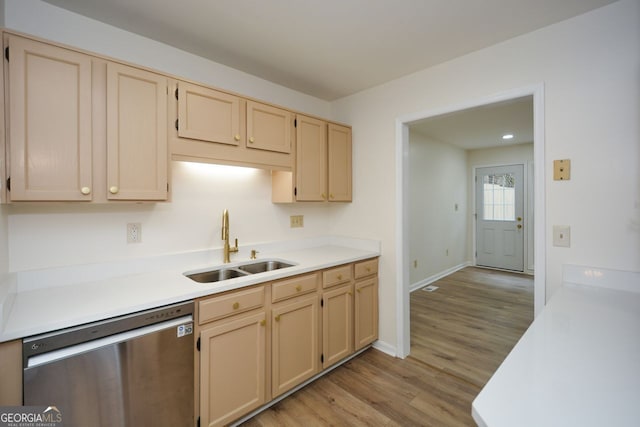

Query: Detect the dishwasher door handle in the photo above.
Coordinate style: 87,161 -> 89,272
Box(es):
27,315 -> 193,368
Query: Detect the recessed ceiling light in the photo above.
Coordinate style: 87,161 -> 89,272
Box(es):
502,134 -> 514,140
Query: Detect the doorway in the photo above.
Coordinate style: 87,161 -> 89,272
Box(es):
395,84 -> 546,358
476,164 -> 524,271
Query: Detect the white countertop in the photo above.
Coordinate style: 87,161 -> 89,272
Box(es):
472,265 -> 640,427
0,237 -> 380,342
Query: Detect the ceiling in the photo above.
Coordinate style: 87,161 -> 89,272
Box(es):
43,0 -> 617,100
410,96 -> 533,150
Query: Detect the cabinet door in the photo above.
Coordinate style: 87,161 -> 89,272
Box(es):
272,294 -> 319,397
355,277 -> 378,350
200,311 -> 266,427
327,123 -> 352,202
295,115 -> 327,201
177,82 -> 241,146
322,283 -> 353,368
7,36 -> 92,201
246,101 -> 291,154
106,62 -> 168,200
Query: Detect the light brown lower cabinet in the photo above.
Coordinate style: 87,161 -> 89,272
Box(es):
355,276 -> 379,350
199,309 -> 267,427
322,283 -> 353,369
271,293 -> 320,397
0,339 -> 22,405
197,258 -> 378,426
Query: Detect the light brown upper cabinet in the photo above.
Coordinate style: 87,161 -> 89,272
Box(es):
295,115 -> 327,201
246,101 -> 292,154
272,116 -> 352,203
106,62 -> 169,201
176,82 -> 242,146
170,84 -> 292,171
6,35 -> 93,201
327,124 -> 352,202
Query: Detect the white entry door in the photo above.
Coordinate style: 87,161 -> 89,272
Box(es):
476,164 -> 524,271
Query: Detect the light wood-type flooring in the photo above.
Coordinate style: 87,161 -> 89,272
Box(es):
241,267 -> 533,427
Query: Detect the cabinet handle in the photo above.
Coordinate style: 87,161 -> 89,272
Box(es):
296,285 -> 302,292
234,134 -> 240,141
275,315 -> 280,322
232,302 -> 240,310
260,319 -> 266,326
109,186 -> 119,194
249,137 -> 255,143
81,187 -> 91,195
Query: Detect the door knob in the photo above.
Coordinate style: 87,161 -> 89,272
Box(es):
517,224 -> 522,229
517,217 -> 522,221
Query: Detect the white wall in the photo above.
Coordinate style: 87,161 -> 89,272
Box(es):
4,1 -> 329,118
409,131 -> 467,285
467,143 -> 534,273
3,1 -> 336,272
331,0 -> 640,351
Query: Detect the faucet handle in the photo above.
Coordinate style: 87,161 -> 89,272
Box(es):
250,249 -> 259,259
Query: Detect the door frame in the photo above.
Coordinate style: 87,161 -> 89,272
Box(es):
395,83 -> 546,358
473,163 -> 528,273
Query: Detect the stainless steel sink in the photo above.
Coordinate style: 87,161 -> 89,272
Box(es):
185,268 -> 249,283
184,259 -> 295,283
237,260 -> 294,274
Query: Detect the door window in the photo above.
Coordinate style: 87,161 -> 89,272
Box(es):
482,173 -> 515,221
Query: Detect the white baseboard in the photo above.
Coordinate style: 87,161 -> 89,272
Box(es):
409,262 -> 471,293
372,339 -> 396,357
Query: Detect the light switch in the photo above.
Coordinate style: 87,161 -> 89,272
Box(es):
553,225 -> 571,247
554,159 -> 571,180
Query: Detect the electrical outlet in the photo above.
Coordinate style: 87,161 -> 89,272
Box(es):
127,223 -> 142,243
290,215 -> 304,228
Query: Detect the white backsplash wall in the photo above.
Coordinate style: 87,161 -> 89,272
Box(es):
7,161 -> 331,272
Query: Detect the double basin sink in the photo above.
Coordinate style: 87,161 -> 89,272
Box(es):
184,260 -> 295,284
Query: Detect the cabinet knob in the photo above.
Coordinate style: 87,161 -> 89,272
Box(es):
517,224 -> 523,229
232,302 -> 240,310
275,315 -> 280,322
249,137 -> 255,143
337,274 -> 343,280
234,134 -> 240,141
357,289 -> 361,293
81,187 -> 91,195
260,319 -> 266,326
366,267 -> 371,272
109,186 -> 119,194
330,194 -> 334,199
296,285 -> 302,292
348,291 -> 352,296
321,193 -> 326,200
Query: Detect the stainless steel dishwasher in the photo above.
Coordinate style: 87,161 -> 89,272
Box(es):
23,301 -> 195,427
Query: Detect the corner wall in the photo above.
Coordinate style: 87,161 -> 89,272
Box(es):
330,0 -> 640,351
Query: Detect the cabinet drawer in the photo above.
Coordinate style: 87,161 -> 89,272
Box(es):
272,273 -> 318,303
199,286 -> 265,324
322,265 -> 352,289
354,259 -> 378,279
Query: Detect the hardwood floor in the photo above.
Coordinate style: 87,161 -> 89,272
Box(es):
241,267 -> 533,427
